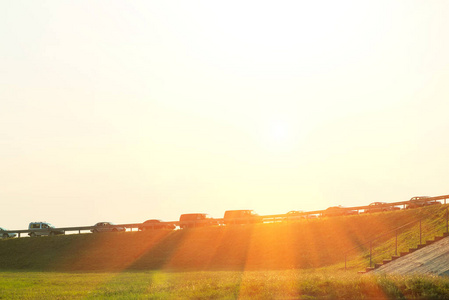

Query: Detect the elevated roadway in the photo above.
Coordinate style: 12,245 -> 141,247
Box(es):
2,194 -> 449,238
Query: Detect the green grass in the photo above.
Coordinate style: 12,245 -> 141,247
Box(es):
344,205 -> 449,270
1,270 -> 449,299
2,206 -> 448,273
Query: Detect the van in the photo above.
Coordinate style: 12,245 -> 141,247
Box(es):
28,222 -> 64,237
179,213 -> 218,229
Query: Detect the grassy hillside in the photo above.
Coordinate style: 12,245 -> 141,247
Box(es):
0,205 -> 447,272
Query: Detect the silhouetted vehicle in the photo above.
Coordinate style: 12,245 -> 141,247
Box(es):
91,222 -> 126,233
223,210 -> 263,225
179,213 -> 218,229
365,202 -> 400,213
0,227 -> 16,239
28,222 -> 64,237
138,219 -> 176,231
285,210 -> 305,221
406,196 -> 441,209
322,206 -> 358,217
285,210 -> 317,221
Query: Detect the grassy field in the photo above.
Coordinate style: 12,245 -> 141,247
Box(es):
1,270 -> 449,299
1,206 -> 449,299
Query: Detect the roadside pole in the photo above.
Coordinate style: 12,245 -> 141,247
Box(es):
446,207 -> 449,233
395,230 -> 398,256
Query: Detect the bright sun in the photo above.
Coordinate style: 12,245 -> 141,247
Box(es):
271,121 -> 289,143
261,120 -> 298,152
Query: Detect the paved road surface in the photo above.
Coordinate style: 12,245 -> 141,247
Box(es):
373,237 -> 449,276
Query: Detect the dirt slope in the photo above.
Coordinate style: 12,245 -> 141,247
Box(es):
373,236 -> 449,276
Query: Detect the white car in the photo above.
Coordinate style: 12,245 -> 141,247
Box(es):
0,227 -> 17,239
28,222 -> 64,237
91,222 -> 126,233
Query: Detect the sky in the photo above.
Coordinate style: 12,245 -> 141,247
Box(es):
1,1 -> 449,230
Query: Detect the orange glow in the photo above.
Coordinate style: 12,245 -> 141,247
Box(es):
50,210 -> 420,273
21,208 -> 437,298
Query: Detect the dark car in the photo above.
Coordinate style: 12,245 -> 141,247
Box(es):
406,196 -> 441,209
138,219 -> 176,231
223,210 -> 263,225
179,213 -> 218,229
285,210 -> 317,221
91,222 -> 126,233
365,202 -> 400,213
322,206 -> 358,217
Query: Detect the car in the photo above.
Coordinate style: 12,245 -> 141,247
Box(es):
284,210 -> 317,221
28,222 -> 64,237
0,227 -> 17,239
285,210 -> 306,221
406,196 -> 441,209
365,202 -> 400,213
322,206 -> 358,217
178,213 -> 218,229
91,222 -> 126,233
138,219 -> 176,231
223,210 -> 263,225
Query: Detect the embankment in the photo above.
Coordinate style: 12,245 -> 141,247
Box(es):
0,207 -> 443,272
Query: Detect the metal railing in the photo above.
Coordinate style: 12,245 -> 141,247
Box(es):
344,205 -> 449,271
2,194 -> 449,239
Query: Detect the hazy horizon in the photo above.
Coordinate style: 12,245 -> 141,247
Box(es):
1,1 -> 449,230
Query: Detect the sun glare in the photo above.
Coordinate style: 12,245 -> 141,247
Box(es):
259,120 -> 303,153
270,121 -> 289,143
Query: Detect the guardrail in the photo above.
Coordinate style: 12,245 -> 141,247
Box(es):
344,205 -> 449,272
2,194 -> 449,238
